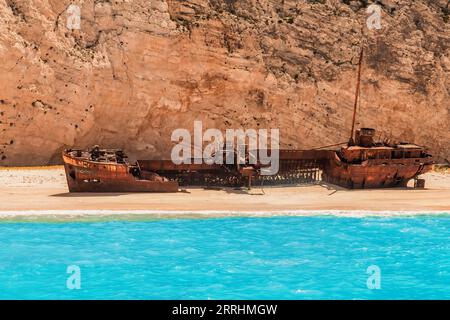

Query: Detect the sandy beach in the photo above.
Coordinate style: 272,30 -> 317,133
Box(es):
0,166 -> 449,220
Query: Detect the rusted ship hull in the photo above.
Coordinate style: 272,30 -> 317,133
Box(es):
62,136 -> 434,192
63,152 -> 179,193
322,154 -> 433,189
137,150 -> 331,187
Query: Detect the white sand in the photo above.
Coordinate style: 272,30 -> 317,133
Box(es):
0,166 -> 449,220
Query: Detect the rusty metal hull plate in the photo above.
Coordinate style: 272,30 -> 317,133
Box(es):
63,153 -> 179,193
323,155 -> 434,189
63,142 -> 434,191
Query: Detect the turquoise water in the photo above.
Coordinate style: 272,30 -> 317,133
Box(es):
0,216 -> 450,299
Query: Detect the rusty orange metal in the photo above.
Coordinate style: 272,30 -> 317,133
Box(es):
62,129 -> 434,192
321,129 -> 434,188
62,149 -> 179,192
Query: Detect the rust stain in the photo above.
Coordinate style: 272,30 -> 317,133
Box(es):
62,128 -> 434,192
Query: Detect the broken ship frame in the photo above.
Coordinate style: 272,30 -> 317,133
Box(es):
62,49 -> 434,192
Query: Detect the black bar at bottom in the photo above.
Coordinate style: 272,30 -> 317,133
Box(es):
0,300 -> 447,318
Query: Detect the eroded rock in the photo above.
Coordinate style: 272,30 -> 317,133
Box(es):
0,0 -> 449,165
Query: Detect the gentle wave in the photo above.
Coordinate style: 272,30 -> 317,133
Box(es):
0,209 -> 449,222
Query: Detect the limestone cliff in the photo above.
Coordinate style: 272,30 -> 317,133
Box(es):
0,0 -> 449,165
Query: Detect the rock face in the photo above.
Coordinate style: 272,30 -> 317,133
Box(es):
0,0 -> 449,165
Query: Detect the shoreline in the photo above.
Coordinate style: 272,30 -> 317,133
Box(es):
0,166 -> 449,221
0,209 -> 449,223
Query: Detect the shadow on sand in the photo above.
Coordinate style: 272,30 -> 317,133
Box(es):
51,192 -> 128,197
51,182 -> 419,198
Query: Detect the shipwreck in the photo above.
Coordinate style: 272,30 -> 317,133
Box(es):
62,127 -> 433,193
62,49 -> 434,192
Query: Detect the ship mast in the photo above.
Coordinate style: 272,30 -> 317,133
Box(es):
348,48 -> 364,146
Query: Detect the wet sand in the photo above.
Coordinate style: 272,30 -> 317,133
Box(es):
0,166 -> 449,220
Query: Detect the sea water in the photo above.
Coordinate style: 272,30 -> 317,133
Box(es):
0,216 -> 449,299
